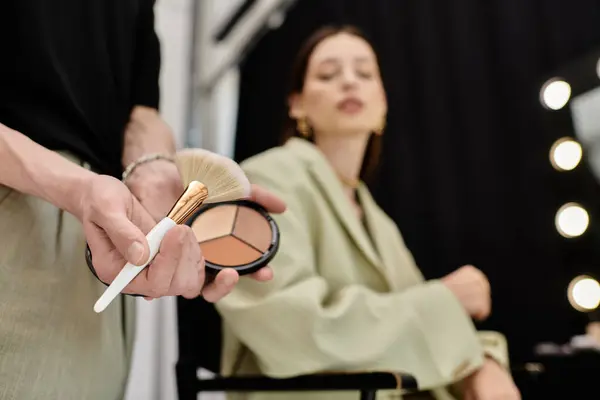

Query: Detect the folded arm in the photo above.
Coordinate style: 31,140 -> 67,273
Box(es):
386,211 -> 511,371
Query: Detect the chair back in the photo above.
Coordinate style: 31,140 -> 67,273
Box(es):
177,295 -> 223,374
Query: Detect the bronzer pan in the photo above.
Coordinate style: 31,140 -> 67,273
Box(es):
186,199 -> 280,276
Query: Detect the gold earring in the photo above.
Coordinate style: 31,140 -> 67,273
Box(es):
374,116 -> 386,136
297,117 -> 310,138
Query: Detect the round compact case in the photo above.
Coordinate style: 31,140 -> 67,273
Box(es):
186,199 -> 280,276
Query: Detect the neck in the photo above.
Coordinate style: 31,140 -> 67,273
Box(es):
314,134 -> 369,189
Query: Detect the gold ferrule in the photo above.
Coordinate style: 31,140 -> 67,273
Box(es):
166,181 -> 209,224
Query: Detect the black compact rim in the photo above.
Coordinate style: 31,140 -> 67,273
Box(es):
185,199 -> 280,275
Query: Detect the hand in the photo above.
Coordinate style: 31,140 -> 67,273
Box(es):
80,174 -> 205,299
239,183 -> 287,281
121,105 -> 288,301
441,265 -> 491,321
127,161 -> 287,301
190,184 -> 287,299
460,358 -> 521,400
126,160 -> 236,301
126,159 -> 184,222
195,183 -> 288,297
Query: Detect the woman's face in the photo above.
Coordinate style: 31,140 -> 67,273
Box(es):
289,32 -> 387,138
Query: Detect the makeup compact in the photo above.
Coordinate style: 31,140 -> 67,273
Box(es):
186,199 -> 280,277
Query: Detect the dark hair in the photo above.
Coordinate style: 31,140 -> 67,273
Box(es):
280,25 -> 384,183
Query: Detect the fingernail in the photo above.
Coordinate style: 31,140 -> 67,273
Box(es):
127,241 -> 145,265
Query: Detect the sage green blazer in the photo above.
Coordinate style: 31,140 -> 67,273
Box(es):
215,138 -> 509,400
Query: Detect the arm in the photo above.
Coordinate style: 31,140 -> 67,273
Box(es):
385,210 -> 510,370
121,0 -> 183,219
0,126 -> 212,302
123,0 -> 173,167
216,171 -> 487,391
0,123 -> 93,219
122,108 -> 183,222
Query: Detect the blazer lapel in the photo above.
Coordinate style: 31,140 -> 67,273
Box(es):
357,185 -> 400,286
286,139 -> 383,271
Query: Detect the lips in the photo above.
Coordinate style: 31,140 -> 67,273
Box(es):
337,98 -> 364,113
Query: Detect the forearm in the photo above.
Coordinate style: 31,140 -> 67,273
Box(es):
218,278 -> 485,387
122,106 -> 183,220
0,123 -> 95,219
122,105 -> 176,167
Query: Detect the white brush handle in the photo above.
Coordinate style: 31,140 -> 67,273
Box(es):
93,217 -> 177,313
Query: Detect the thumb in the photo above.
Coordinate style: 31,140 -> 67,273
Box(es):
104,213 -> 150,266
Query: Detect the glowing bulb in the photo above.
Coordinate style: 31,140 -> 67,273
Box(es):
568,275 -> 600,311
550,137 -> 582,171
555,203 -> 589,238
540,79 -> 572,110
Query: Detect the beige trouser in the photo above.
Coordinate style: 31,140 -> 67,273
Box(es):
0,153 -> 136,400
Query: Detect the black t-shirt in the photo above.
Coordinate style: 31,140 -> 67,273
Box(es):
0,0 -> 161,177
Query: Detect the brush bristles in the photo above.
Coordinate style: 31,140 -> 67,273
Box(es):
175,148 -> 251,204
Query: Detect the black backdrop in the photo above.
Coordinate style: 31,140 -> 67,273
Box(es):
232,0 -> 600,365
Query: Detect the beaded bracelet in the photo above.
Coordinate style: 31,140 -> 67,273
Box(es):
121,152 -> 176,182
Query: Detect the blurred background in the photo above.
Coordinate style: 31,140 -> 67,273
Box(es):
128,0 -> 600,398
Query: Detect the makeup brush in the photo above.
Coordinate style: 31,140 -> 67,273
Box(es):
93,149 -> 252,313
175,148 -> 251,203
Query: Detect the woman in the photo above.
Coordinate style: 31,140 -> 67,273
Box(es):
216,26 -> 521,400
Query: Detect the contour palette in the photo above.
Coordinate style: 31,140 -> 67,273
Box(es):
187,199 -> 280,275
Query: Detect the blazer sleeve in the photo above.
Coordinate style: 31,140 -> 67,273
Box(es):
215,170 -> 486,390
479,331 -> 510,370
385,211 -> 511,371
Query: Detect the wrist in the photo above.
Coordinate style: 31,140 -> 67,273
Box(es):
125,159 -> 184,221
26,158 -> 95,221
56,165 -> 97,221
122,105 -> 176,167
0,125 -> 96,219
122,152 -> 176,182
125,159 -> 183,201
